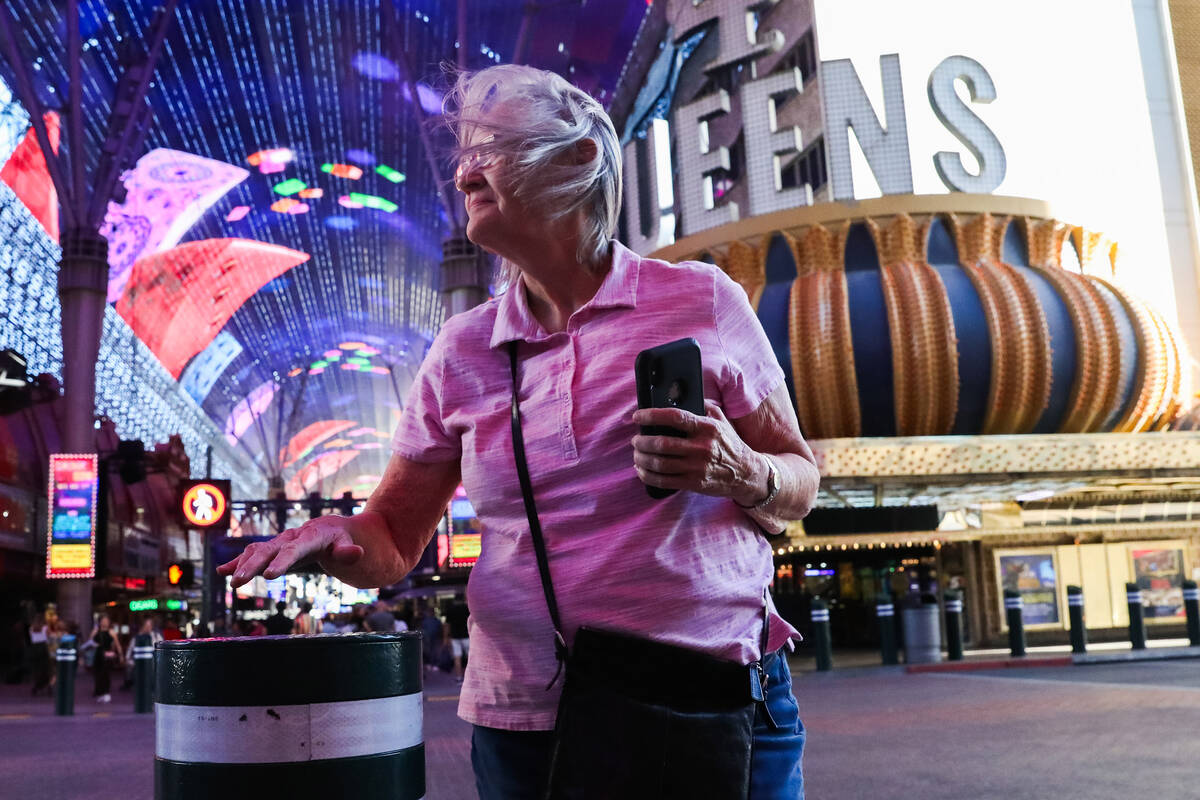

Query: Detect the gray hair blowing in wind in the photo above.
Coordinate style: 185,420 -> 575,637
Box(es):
444,64 -> 623,283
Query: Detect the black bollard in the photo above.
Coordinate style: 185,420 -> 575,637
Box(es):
876,596 -> 898,665
1184,580 -> 1200,647
811,598 -> 833,671
1066,585 -> 1087,654
944,590 -> 964,661
1126,582 -> 1147,650
134,633 -> 155,714
155,633 -> 424,799
54,637 -> 77,716
1004,590 -> 1026,657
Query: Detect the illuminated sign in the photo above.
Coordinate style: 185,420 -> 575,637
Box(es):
448,533 -> 481,569
124,577 -> 146,591
46,453 -> 99,579
622,0 -> 1194,342
180,479 -> 232,530
129,598 -> 187,612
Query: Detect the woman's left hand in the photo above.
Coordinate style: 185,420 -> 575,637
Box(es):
631,400 -> 765,505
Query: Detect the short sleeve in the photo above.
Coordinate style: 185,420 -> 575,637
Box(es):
711,267 -> 786,419
390,332 -> 462,462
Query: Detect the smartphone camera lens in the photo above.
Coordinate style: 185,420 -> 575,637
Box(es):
667,379 -> 684,407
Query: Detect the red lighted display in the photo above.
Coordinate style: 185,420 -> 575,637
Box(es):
1,112 -> 60,242
115,238 -> 310,378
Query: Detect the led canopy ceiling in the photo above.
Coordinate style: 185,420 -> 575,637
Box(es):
102,148 -> 249,303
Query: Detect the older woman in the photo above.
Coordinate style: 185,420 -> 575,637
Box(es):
218,64 -> 819,799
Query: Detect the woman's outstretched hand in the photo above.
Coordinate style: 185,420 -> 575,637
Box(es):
631,400 -> 767,506
216,516 -> 365,589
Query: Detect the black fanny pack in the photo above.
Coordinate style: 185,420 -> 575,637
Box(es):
507,341 -> 776,800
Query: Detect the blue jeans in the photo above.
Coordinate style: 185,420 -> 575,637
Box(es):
471,648 -> 805,799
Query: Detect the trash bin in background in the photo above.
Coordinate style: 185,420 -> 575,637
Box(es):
154,632 -> 424,799
902,593 -> 943,664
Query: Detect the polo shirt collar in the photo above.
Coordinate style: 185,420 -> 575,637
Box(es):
489,241 -> 641,348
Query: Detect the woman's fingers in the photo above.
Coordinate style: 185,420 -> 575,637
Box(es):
222,519 -> 361,587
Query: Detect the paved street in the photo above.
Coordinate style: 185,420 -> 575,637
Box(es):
2,655 -> 1198,799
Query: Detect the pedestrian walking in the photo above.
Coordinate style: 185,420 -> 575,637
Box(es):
291,602 -> 316,635
265,601 -> 292,636
88,614 -> 123,704
446,597 -> 470,683
28,612 -> 50,696
218,63 -> 818,800
364,601 -> 396,633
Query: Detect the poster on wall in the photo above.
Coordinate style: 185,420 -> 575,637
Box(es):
998,551 -> 1060,625
1130,545 -> 1187,619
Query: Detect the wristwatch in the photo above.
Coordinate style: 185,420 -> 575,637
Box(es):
738,454 -> 780,509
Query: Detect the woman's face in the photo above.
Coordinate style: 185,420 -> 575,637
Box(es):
455,126 -> 535,255
98,616 -> 110,630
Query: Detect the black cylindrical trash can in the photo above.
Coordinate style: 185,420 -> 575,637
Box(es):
155,632 -> 424,799
902,595 -> 942,664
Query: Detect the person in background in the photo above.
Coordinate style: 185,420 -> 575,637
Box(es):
419,601 -> 444,672
161,616 -> 183,641
88,613 -> 123,704
265,601 -> 293,636
292,602 -> 316,635
444,597 -> 470,683
123,617 -> 162,690
392,601 -> 413,632
45,612 -> 64,693
364,601 -> 396,633
28,612 -> 50,696
349,603 -> 369,632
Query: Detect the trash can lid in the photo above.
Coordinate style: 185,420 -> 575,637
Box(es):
156,632 -> 423,706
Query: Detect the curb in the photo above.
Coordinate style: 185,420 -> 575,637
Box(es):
1073,645 -> 1200,665
905,656 -> 1073,674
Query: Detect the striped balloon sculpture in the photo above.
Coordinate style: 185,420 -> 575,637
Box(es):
706,212 -> 1190,439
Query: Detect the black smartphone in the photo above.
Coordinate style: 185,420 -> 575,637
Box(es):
635,337 -> 705,499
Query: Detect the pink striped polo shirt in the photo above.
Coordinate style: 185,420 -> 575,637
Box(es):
392,241 -> 800,731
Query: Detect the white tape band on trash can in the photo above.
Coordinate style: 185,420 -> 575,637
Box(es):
945,601 -> 963,613
1184,589 -> 1200,601
56,651 -> 76,661
155,693 -> 424,764
1126,592 -> 1143,605
876,605 -> 894,617
811,610 -> 830,622
133,647 -> 155,659
1068,595 -> 1084,606
1004,598 -> 1023,609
